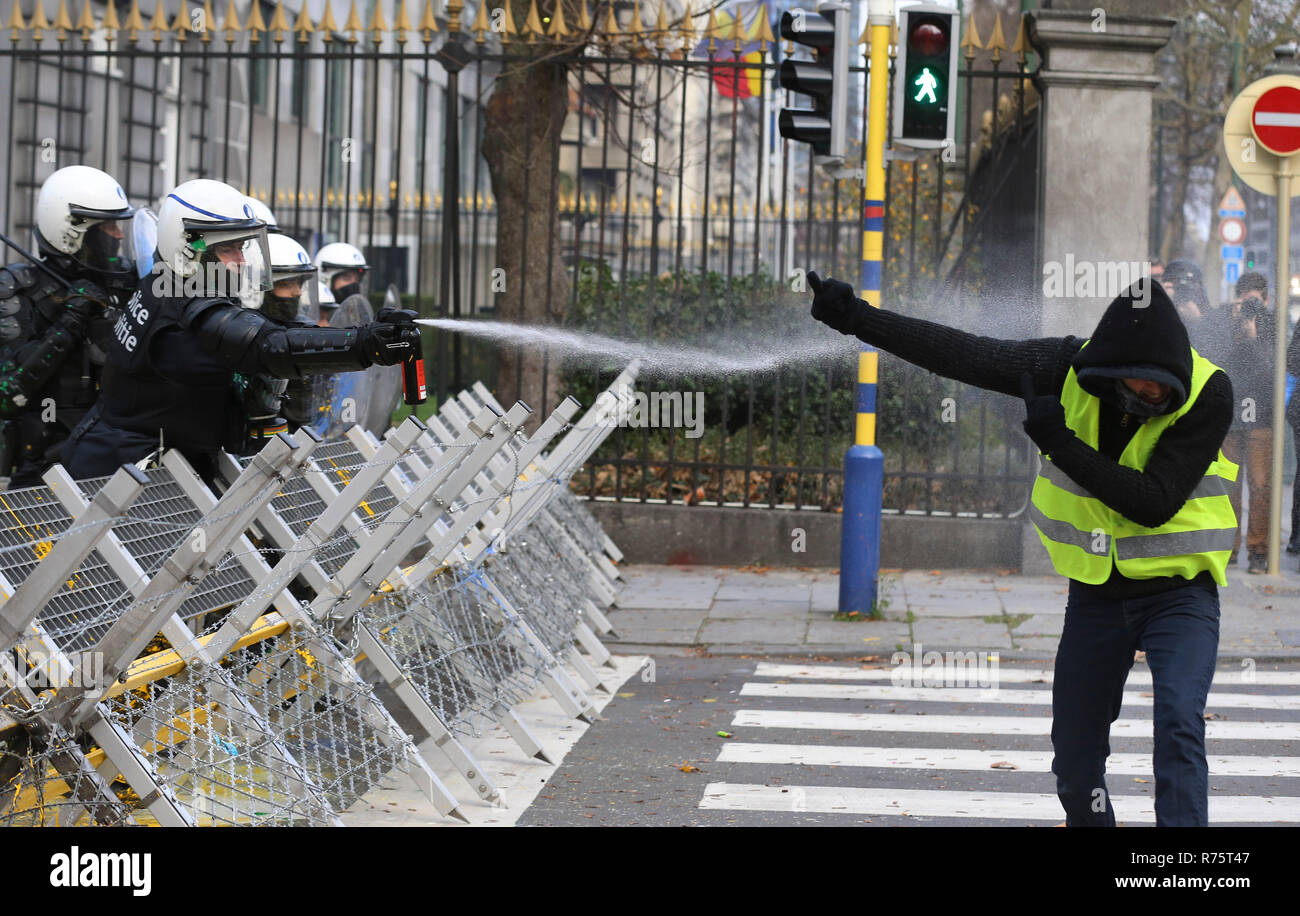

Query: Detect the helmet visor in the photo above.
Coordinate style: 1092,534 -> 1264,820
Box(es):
191,224 -> 273,296
79,216 -> 138,282
132,208 -> 158,278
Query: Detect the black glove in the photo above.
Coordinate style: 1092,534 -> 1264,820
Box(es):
808,271 -> 869,336
355,314 -> 421,367
1019,373 -> 1071,453
59,279 -> 112,332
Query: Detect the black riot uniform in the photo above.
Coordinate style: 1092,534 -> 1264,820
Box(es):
0,264 -> 115,488
64,276 -> 418,483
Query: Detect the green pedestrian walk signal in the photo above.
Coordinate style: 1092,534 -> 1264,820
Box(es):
893,5 -> 958,149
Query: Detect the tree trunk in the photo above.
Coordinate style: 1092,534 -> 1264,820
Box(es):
481,51 -> 571,428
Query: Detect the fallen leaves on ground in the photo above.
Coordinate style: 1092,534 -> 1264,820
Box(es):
678,762 -> 699,773
990,761 -> 1019,770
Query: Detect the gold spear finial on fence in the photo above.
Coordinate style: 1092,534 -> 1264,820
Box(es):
76,0 -> 96,40
316,2 -> 337,40
342,0 -> 362,42
393,0 -> 413,43
470,0 -> 489,42
703,5 -> 720,53
730,5 -> 745,54
418,0 -> 439,42
198,0 -> 215,42
148,0 -> 169,42
29,0 -> 50,41
986,12 -> 1006,63
172,3 -> 191,42
547,0 -> 569,39
497,0 -> 518,43
102,0 -> 120,39
653,0 -> 667,50
123,0 -> 143,41
293,1 -> 313,43
53,0 -> 72,41
602,2 -> 621,44
754,3 -> 773,51
7,1 -> 26,42
574,0 -> 590,33
522,0 -> 544,43
269,1 -> 290,42
1011,12 -> 1029,65
444,0 -> 461,33
627,1 -> 646,52
246,0 -> 266,43
889,17 -> 897,57
220,0 -> 240,41
960,9 -> 981,60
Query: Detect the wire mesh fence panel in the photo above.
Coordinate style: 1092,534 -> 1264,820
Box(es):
100,661 -> 338,826
0,486 -> 131,655
78,473 -> 260,631
546,491 -> 612,561
359,574 -> 549,738
0,721 -> 135,827
224,629 -> 409,818
485,541 -> 585,660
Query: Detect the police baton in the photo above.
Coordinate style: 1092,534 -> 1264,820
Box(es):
0,229 -> 77,292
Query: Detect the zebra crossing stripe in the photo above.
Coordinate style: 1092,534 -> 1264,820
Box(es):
739,681 -> 1300,710
698,783 -> 1300,823
715,742 -> 1300,778
753,662 -> 1300,687
731,709 -> 1300,740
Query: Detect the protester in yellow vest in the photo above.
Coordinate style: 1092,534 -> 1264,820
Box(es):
809,273 -> 1236,827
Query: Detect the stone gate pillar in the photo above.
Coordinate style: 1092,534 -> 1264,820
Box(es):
1028,10 -> 1176,338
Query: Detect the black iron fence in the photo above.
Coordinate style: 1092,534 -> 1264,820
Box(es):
0,0 -> 1043,515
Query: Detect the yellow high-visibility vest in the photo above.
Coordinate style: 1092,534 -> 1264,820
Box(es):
1029,344 -> 1239,585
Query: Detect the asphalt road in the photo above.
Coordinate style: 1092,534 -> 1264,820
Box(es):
519,654 -> 1300,827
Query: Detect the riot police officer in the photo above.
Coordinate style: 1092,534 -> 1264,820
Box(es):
65,178 -> 420,482
0,165 -> 137,488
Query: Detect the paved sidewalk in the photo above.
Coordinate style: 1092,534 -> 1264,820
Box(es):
605,560 -> 1300,660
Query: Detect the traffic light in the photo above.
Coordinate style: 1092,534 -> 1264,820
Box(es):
778,2 -> 850,164
893,4 -> 959,149
1246,250 -> 1256,269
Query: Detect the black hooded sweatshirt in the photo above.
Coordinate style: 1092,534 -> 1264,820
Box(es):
845,281 -> 1234,599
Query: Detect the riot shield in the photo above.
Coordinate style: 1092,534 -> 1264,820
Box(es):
303,293 -> 375,439
365,284 -> 406,435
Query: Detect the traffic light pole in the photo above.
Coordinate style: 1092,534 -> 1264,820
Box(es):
839,0 -> 893,616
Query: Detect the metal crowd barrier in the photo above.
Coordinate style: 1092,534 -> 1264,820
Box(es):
0,361 -> 640,826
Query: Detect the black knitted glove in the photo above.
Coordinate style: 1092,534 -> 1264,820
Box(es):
1019,373 -> 1071,453
808,271 -> 870,336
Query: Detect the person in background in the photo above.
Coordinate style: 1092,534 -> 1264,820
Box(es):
1222,271 -> 1277,574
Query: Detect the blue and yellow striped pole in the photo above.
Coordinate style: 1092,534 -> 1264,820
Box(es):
839,0 -> 892,616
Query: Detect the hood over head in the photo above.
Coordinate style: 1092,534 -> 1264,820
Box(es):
1071,278 -> 1192,415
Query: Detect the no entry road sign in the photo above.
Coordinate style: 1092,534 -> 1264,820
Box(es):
1252,85 -> 1300,156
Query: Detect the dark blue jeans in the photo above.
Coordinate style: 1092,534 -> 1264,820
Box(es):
1051,580 -> 1220,827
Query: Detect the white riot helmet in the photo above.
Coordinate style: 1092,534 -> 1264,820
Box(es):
244,196 -> 280,233
260,233 -> 318,323
315,241 -> 368,300
156,179 -> 271,298
35,165 -> 138,293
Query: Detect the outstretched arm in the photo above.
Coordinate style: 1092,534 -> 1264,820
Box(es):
808,272 -> 1079,397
